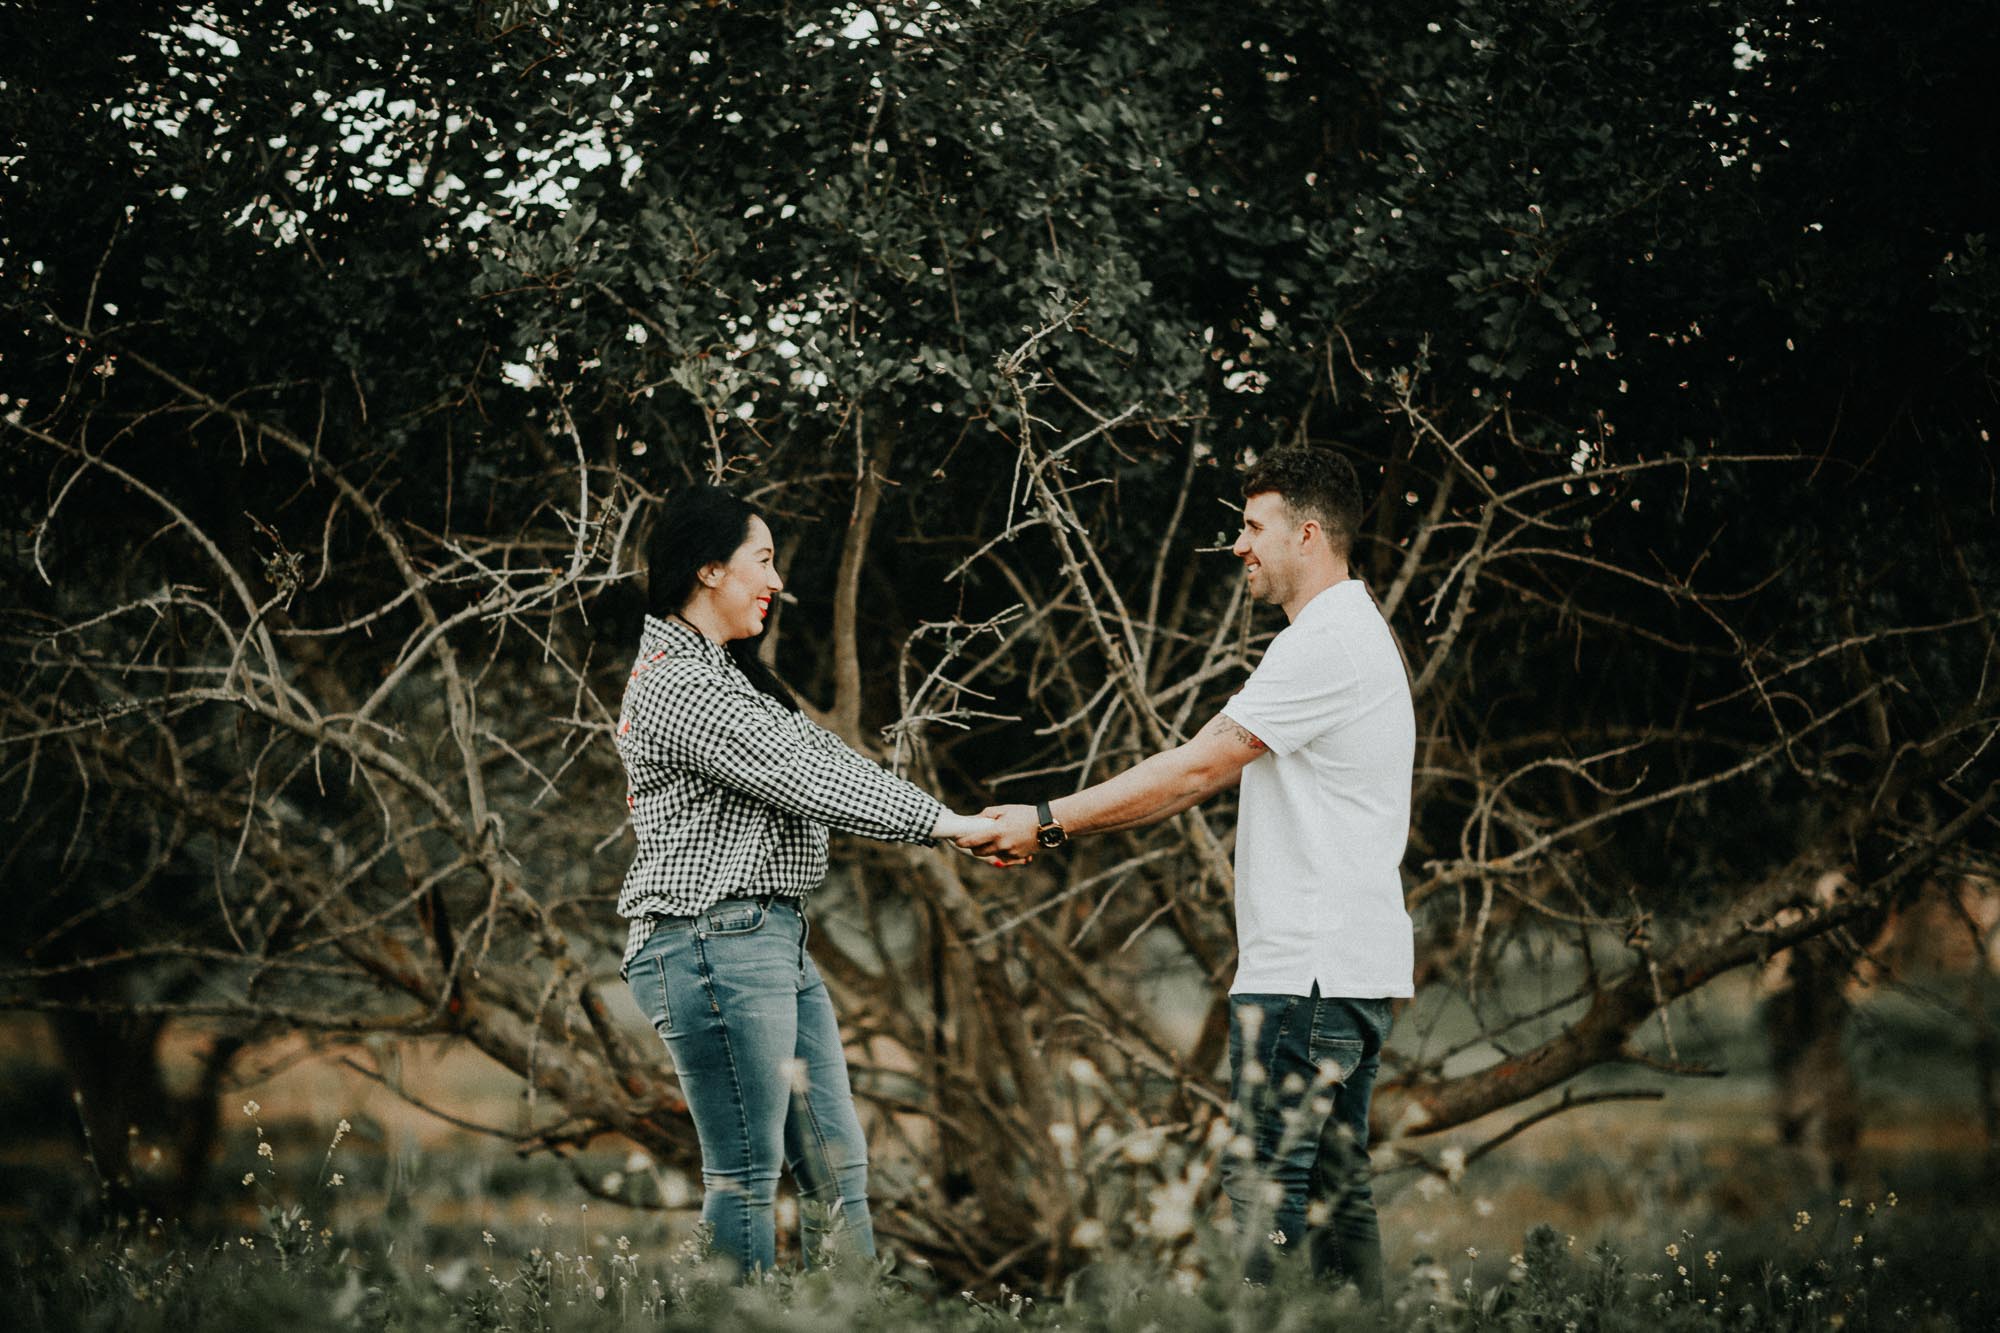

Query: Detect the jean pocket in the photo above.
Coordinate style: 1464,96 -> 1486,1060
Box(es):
629,951 -> 676,1039
1306,1031 -> 1365,1087
699,901 -> 767,936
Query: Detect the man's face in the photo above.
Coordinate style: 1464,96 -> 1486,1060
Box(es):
1232,491 -> 1306,607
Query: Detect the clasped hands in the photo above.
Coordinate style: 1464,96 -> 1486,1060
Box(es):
933,805 -> 1043,868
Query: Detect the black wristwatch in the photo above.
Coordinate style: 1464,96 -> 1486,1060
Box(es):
1035,800 -> 1068,850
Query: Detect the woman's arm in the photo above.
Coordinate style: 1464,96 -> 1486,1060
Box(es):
633,664 -> 950,843
931,811 -> 999,843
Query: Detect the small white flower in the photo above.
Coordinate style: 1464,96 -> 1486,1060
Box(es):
329,1173 -> 344,1187
1144,1180 -> 1198,1240
1121,1134 -> 1161,1164
242,1100 -> 261,1117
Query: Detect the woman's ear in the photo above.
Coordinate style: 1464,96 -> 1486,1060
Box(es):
695,561 -> 723,589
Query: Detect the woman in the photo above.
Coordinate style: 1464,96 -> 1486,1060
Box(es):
616,484 -> 990,1276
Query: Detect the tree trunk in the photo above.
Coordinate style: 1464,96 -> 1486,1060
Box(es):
1764,939 -> 1861,1191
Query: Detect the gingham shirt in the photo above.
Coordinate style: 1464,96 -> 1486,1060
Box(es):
614,614 -> 946,976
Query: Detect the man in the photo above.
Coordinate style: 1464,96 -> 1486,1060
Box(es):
958,446 -> 1416,1296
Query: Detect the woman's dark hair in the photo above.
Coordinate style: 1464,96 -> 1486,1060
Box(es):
646,485 -> 799,712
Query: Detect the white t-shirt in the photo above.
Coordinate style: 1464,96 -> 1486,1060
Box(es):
1220,580 -> 1416,998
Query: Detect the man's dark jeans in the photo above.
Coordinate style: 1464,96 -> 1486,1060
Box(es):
1222,989 -> 1391,1298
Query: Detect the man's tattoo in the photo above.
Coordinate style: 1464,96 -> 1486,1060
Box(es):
1208,713 -> 1267,750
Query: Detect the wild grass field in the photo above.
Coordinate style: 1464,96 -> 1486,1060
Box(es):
3,970 -> 1994,1330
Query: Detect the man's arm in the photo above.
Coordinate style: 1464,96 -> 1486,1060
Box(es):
958,713 -> 1267,860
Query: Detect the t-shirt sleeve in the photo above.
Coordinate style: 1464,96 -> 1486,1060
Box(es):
1220,624 -> 1354,757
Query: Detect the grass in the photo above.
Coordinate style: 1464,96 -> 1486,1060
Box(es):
3,972 -> 1996,1328
5,1196 -> 1995,1332
5,1092 -> 1995,1332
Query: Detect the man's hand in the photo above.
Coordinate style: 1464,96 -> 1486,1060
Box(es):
954,803 -> 1041,863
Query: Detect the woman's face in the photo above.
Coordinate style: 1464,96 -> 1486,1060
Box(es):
698,515 -> 784,641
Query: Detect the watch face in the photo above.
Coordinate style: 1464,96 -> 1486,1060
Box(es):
1037,825 -> 1066,849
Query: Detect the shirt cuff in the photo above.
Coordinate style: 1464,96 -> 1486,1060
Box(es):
907,793 -> 949,845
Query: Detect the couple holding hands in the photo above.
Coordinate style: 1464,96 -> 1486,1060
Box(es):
614,447 -> 1415,1297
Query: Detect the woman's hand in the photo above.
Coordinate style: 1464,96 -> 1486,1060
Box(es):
931,811 -> 1031,867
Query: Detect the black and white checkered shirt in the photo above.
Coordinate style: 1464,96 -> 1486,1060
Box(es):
614,614 -> 946,976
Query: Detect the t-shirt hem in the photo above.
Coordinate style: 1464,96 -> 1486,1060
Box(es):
1228,978 -> 1415,999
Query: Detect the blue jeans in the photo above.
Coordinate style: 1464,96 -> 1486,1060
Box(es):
1222,989 -> 1391,1297
625,897 -> 874,1275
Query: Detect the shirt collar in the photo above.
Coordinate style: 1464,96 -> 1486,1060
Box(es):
640,612 -> 730,668
1293,577 -> 1365,624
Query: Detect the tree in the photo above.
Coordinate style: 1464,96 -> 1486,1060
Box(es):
4,0 -> 1995,1283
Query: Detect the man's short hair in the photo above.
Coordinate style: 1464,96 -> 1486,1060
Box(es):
1240,446 -> 1364,562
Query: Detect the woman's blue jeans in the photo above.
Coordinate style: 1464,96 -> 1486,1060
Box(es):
1222,989 -> 1391,1298
625,897 -> 875,1275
